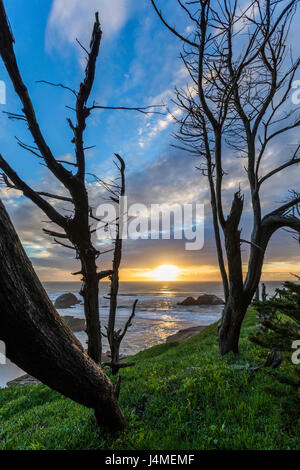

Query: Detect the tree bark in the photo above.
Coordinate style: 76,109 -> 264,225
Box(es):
104,155 -> 137,375
151,0 -> 300,357
218,192 -> 248,355
78,249 -> 102,364
218,301 -> 248,355
0,200 -> 125,431
0,2 -> 104,365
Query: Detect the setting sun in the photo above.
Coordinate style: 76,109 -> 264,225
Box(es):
149,265 -> 180,282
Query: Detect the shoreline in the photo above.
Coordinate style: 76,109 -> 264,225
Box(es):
6,323 -> 208,387
166,325 -> 207,342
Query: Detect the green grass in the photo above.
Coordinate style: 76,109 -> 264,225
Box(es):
0,308 -> 299,450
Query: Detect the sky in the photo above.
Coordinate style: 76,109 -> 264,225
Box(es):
0,0 -> 299,283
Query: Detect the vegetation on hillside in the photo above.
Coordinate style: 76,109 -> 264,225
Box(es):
250,280 -> 300,387
0,309 -> 299,450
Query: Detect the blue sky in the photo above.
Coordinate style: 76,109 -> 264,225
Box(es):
0,0 -> 192,179
0,0 -> 299,282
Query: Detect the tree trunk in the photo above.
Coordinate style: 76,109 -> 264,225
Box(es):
0,200 -> 125,431
218,192 -> 247,355
79,253 -> 102,364
109,342 -> 121,376
69,200 -> 103,365
255,286 -> 260,301
107,236 -> 121,374
218,299 -> 248,355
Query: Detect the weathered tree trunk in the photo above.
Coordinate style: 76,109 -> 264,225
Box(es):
218,193 -> 249,355
151,0 -> 300,358
78,250 -> 102,364
219,300 -> 249,355
0,200 -> 125,431
0,2 -> 105,366
104,155 -> 137,375
255,286 -> 260,301
262,283 -> 267,302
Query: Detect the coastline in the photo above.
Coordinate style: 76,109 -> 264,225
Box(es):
6,323 -> 208,387
166,325 -> 207,342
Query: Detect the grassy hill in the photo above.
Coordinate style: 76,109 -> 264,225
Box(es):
0,309 -> 299,450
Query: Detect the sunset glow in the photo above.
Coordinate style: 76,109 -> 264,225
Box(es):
148,265 -> 180,282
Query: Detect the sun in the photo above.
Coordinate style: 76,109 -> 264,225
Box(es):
149,264 -> 180,282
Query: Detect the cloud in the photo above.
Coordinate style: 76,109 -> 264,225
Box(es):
46,0 -> 132,55
148,108 -> 183,138
2,144 -> 299,281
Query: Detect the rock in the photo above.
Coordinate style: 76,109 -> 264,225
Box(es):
178,296 -> 198,306
178,294 -> 224,306
7,374 -> 39,387
54,293 -> 81,309
166,325 -> 206,342
196,294 -> 224,305
61,315 -> 86,332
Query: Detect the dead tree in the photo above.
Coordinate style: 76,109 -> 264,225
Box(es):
99,154 -> 137,375
255,286 -> 260,302
0,1 -> 162,363
262,283 -> 268,302
0,199 -> 125,431
151,0 -> 300,354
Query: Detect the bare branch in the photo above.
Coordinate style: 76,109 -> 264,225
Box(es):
266,194 -> 300,218
97,270 -> 113,281
43,228 -> 68,239
0,155 -> 67,229
56,160 -> 78,168
37,192 -> 73,203
0,172 -> 73,203
3,110 -> 26,121
150,0 -> 198,47
0,1 -> 75,191
259,158 -> 300,187
73,12 -> 102,180
53,238 -> 76,250
88,104 -> 166,115
240,239 -> 264,252
36,80 -> 78,97
119,300 -> 138,342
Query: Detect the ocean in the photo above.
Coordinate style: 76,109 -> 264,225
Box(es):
0,281 -> 283,387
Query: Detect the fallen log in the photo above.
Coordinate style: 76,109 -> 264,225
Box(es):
0,200 -> 125,432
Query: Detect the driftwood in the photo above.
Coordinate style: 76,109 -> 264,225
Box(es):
0,200 -> 125,431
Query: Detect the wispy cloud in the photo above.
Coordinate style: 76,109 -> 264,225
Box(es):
46,0 -> 132,56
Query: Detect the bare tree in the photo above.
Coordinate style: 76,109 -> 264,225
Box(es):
100,154 -> 138,375
0,199 -> 125,431
151,0 -> 300,354
0,0 -> 161,363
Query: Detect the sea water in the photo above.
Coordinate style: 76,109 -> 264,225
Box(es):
0,281 -> 283,387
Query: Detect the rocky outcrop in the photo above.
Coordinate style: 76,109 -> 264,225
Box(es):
61,315 -> 86,332
178,294 -> 224,306
54,293 -> 81,309
7,374 -> 39,387
178,296 -> 196,306
166,325 -> 206,342
196,294 -> 224,305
